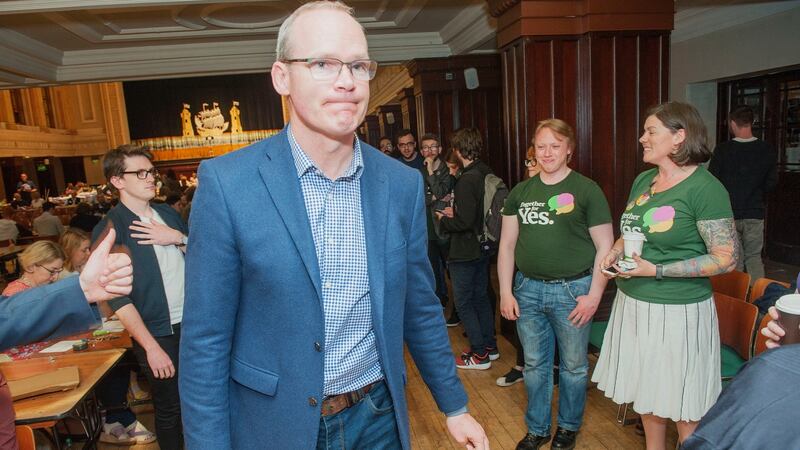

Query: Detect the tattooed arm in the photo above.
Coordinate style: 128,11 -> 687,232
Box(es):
662,217 -> 739,278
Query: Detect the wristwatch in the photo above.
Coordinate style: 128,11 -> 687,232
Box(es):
655,264 -> 663,281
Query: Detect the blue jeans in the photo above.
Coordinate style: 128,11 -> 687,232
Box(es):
514,272 -> 592,435
428,239 -> 449,306
449,255 -> 496,353
316,381 -> 401,450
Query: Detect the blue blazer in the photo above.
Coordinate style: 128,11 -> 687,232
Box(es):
1,277 -> 99,351
179,129 -> 468,449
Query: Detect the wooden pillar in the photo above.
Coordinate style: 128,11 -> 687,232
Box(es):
363,115 -> 380,147
489,0 -> 674,220
398,88 -> 418,139
406,55 -> 504,179
377,104 -> 403,143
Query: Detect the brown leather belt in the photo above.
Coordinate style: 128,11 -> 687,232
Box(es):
321,380 -> 382,417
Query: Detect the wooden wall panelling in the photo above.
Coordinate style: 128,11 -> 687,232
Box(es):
363,115 -> 380,147
99,82 -> 131,149
0,91 -> 14,123
589,34 -> 618,218
377,104 -> 403,144
399,88 -> 418,139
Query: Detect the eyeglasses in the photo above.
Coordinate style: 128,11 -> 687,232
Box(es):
524,159 -> 537,167
421,145 -> 439,151
397,142 -> 416,148
281,58 -> 378,81
121,168 -> 159,180
37,264 -> 63,275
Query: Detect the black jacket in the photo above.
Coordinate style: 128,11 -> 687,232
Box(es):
91,202 -> 188,337
439,160 -> 492,262
708,138 -> 778,219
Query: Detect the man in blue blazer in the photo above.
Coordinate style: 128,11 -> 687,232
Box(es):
179,2 -> 488,449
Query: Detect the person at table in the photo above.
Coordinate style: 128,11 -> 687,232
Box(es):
15,172 -> 37,205
2,240 -> 65,297
92,144 -> 188,450
58,228 -> 91,278
30,191 -> 44,209
0,229 -> 133,450
9,193 -> 25,209
0,207 -> 19,243
32,202 -> 64,237
498,119 -> 613,450
179,2 -> 488,449
69,202 -> 101,233
592,101 -> 738,449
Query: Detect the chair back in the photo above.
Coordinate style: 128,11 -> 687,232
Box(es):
749,277 -> 791,303
711,270 -> 751,301
15,425 -> 35,450
753,314 -> 773,356
715,292 -> 758,361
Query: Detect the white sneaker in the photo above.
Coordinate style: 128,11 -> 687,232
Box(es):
99,422 -> 135,446
124,421 -> 157,445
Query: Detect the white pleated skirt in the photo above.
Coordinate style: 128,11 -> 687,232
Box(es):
591,290 -> 721,422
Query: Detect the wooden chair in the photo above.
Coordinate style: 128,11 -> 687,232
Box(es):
15,425 -> 35,450
753,314 -> 773,357
749,277 -> 791,303
715,292 -> 758,380
711,270 -> 751,301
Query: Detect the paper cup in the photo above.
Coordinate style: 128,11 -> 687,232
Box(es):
622,231 -> 646,260
775,294 -> 800,345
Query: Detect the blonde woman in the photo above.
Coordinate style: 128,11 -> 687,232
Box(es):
59,228 -> 91,278
2,241 -> 65,297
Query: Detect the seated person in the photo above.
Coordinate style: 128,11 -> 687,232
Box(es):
9,193 -> 26,209
32,202 -> 64,236
69,202 -> 101,233
2,240 -> 64,296
29,191 -> 44,209
0,207 -> 18,243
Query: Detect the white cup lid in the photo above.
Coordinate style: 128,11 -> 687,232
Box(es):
776,294 -> 800,315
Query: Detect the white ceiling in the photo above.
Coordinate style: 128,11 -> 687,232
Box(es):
0,0 -> 797,89
0,0 -> 495,88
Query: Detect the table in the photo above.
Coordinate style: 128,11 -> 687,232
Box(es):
2,349 -> 125,449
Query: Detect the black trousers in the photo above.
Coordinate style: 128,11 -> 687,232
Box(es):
130,323 -> 184,450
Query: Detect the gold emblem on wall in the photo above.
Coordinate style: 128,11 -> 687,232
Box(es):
194,102 -> 230,137
230,101 -> 243,133
180,103 -> 194,137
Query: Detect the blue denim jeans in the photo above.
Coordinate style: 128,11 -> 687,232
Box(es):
514,271 -> 592,435
316,381 -> 401,450
449,254 -> 496,353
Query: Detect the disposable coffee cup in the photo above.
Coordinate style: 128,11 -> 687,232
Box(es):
622,231 -> 646,260
775,294 -> 800,345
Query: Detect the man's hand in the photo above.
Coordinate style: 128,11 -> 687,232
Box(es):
435,206 -> 454,219
79,229 -> 133,303
762,306 -> 785,349
146,344 -> 176,379
568,294 -> 600,327
500,293 -> 520,320
130,219 -> 183,246
446,413 -> 489,450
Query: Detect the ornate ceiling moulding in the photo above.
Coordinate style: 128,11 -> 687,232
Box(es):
490,0 -> 673,48
487,0 -> 522,18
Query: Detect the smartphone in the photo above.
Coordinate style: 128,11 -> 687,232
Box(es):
601,266 -> 619,277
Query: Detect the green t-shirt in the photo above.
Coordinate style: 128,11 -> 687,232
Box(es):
616,166 -> 733,304
502,170 -> 612,280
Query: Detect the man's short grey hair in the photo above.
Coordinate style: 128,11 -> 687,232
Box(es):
276,1 -> 358,61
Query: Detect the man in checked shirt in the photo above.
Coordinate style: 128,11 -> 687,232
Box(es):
179,2 -> 489,449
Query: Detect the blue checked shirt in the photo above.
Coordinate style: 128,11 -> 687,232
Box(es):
288,127 -> 383,396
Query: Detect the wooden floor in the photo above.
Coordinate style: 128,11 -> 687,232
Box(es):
65,319 -> 676,450
406,321 -> 679,450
